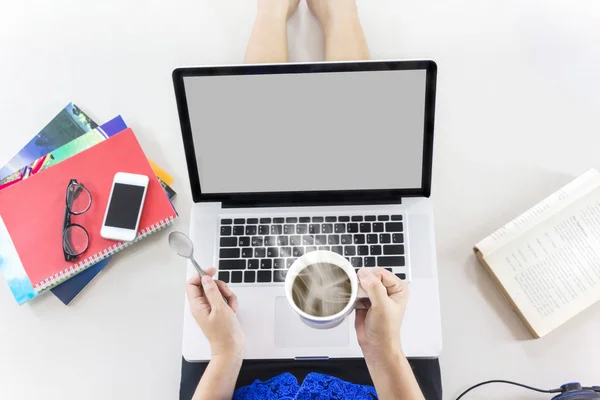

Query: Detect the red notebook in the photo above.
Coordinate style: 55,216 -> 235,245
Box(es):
0,129 -> 177,303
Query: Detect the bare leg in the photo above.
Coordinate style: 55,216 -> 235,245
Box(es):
307,0 -> 370,61
244,0 -> 300,64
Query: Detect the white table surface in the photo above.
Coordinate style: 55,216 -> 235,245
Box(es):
1,1 -> 599,399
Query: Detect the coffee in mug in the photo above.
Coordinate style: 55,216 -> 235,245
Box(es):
291,262 -> 352,317
285,251 -> 368,329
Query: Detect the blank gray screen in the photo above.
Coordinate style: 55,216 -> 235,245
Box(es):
184,69 -> 426,194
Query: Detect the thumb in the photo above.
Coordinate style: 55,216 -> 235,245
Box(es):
201,275 -> 225,308
357,268 -> 388,308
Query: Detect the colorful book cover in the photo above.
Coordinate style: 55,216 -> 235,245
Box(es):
0,103 -> 96,181
42,117 -> 179,305
0,116 -> 122,191
0,114 -> 176,305
41,116 -> 179,305
0,116 -> 127,304
44,117 -> 128,304
0,128 -> 177,304
2,115 -> 177,199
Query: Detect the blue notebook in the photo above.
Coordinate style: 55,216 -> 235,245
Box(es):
51,259 -> 111,304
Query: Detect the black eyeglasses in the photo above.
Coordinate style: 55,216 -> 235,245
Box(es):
63,179 -> 92,261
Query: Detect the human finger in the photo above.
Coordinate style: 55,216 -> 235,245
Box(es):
188,267 -> 216,291
201,275 -> 226,308
215,279 -> 240,313
357,268 -> 388,308
371,267 -> 408,301
186,276 -> 203,301
371,267 -> 404,296
188,274 -> 202,286
188,267 -> 216,284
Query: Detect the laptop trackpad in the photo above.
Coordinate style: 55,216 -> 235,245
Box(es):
274,297 -> 349,348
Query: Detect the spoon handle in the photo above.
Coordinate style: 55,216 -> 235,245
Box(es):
191,258 -> 207,277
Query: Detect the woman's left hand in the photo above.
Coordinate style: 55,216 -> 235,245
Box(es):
186,268 -> 244,359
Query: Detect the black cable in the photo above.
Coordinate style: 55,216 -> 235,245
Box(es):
456,380 -> 561,400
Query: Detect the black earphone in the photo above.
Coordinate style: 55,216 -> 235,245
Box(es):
456,381 -> 600,399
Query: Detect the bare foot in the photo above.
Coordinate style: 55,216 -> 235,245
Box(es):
258,0 -> 301,20
307,0 -> 359,30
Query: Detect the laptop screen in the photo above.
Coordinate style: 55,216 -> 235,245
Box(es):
183,68 -> 427,194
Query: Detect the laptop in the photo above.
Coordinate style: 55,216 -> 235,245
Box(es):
173,60 -> 442,361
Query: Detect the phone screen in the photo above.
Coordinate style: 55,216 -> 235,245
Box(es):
105,183 -> 146,229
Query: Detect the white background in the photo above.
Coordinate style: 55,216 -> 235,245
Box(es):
1,1 -> 599,399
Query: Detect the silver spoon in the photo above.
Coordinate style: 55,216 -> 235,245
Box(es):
168,231 -> 207,277
168,231 -> 228,304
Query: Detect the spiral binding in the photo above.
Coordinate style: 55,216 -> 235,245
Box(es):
34,215 -> 176,293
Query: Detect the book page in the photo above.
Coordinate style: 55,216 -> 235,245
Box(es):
476,169 -> 600,257
486,186 -> 600,337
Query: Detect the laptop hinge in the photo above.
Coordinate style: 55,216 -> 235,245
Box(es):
294,356 -> 330,361
222,197 -> 403,209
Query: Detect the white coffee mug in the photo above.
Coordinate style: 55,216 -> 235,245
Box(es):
285,250 -> 368,329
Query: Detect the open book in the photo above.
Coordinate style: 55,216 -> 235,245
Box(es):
474,169 -> 600,338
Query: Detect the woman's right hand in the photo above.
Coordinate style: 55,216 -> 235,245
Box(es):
355,267 -> 409,362
186,268 -> 245,359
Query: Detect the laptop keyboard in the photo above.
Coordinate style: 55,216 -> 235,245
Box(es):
217,214 -> 408,285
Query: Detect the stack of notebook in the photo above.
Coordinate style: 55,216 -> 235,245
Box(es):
0,104 -> 178,305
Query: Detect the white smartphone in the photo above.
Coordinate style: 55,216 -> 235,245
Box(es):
100,172 -> 150,242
